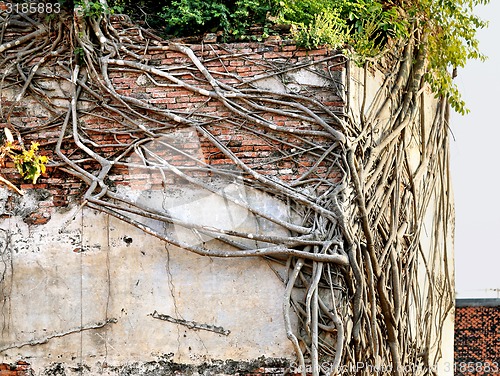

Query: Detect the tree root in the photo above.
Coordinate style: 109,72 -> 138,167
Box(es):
0,8 -> 454,375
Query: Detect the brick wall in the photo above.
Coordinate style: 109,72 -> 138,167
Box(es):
1,16 -> 346,226
0,361 -> 30,376
0,17 -> 345,374
455,300 -> 500,375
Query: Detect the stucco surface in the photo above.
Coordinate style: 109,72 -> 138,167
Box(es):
0,187 -> 295,372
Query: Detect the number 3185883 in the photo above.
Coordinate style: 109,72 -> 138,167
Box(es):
5,3 -> 61,14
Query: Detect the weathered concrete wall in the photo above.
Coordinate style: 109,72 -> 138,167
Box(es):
0,187 -> 296,374
349,65 -> 455,374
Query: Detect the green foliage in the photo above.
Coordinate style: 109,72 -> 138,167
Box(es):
278,0 -> 409,54
158,0 -> 274,40
229,0 -> 275,39
277,0 -> 335,25
277,0 -> 488,114
108,0 -> 166,29
13,142 -> 48,184
419,0 -> 489,114
75,0 -> 123,18
160,0 -> 230,36
290,11 -> 347,50
0,135 -> 48,184
74,46 -> 85,65
108,0 -> 488,114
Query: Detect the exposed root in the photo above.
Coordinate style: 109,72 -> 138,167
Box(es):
0,7 -> 453,375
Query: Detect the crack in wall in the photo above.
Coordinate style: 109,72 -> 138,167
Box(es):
163,245 -> 210,360
0,318 -> 117,352
0,227 -> 13,337
164,242 -> 183,361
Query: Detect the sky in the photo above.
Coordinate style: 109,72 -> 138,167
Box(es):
450,1 -> 500,299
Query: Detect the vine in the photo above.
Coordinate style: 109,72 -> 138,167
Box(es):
0,1 -> 457,375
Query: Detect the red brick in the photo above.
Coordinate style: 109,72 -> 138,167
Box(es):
207,66 -> 230,73
229,61 -> 245,66
112,77 -> 136,85
151,91 -> 167,98
238,71 -> 260,77
189,96 -> 210,103
115,89 -> 132,95
293,50 -> 310,57
204,60 -> 225,67
149,97 -> 176,104
236,66 -> 252,73
161,103 -> 187,109
263,52 -> 285,59
167,90 -> 191,97
455,305 -> 500,366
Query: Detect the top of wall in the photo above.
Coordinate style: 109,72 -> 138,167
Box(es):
456,298 -> 500,307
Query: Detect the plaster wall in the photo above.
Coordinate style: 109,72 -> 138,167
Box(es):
0,186 -> 295,374
349,64 -> 455,374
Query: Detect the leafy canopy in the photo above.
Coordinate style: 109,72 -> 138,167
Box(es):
106,0 -> 489,113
